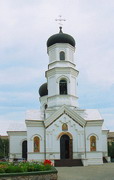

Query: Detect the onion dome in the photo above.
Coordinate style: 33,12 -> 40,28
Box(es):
47,27 -> 75,47
39,83 -> 48,97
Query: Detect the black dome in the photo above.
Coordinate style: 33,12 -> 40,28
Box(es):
47,27 -> 75,47
39,83 -> 48,97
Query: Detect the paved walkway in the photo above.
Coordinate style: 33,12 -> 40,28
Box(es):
56,163 -> 114,180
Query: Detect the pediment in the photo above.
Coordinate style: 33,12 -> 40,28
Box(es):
45,105 -> 86,128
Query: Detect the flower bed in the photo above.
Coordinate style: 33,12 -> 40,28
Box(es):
0,160 -> 58,180
0,160 -> 53,173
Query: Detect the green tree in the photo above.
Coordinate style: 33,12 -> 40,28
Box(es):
108,142 -> 114,158
0,137 -> 9,158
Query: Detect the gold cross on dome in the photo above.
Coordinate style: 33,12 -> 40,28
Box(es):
55,15 -> 66,27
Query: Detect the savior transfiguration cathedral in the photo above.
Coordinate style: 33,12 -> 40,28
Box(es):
7,27 -> 109,166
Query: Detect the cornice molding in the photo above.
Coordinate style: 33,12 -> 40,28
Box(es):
86,120 -> 103,126
25,120 -> 44,127
48,61 -> 76,68
47,43 -> 75,53
45,67 -> 79,77
7,131 -> 27,136
47,94 -> 78,100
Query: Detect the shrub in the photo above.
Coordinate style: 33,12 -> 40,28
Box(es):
0,169 -> 5,173
27,164 -> 35,172
5,165 -> 23,173
44,164 -> 52,170
0,160 -> 53,174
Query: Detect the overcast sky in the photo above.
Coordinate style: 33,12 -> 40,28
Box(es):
0,0 -> 114,135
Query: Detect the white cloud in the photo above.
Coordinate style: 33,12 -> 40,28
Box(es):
0,92 -> 34,101
0,111 -> 25,135
99,108 -> 114,131
0,120 -> 26,135
0,67 -> 44,85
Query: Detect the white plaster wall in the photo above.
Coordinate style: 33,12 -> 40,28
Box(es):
48,95 -> 78,108
102,130 -> 108,156
47,71 -> 77,97
86,152 -> 103,165
28,153 -> 44,161
71,76 -> 76,95
47,44 -> 75,64
85,125 -> 102,152
46,114 -> 84,159
48,75 -> 57,96
47,69 -> 78,108
8,132 -> 27,159
27,125 -> 45,161
39,95 -> 48,110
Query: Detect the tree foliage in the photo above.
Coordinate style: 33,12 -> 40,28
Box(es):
108,142 -> 114,158
0,138 -> 9,158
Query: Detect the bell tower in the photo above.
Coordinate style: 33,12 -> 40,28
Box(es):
45,27 -> 79,109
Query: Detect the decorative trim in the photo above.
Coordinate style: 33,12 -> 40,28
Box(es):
87,133 -> 99,140
48,94 -> 78,99
86,120 -> 103,126
30,134 -> 42,141
56,75 -> 70,83
28,152 -> 44,154
45,105 -> 86,128
20,138 -> 27,145
48,60 -> 76,68
46,67 -> 79,78
7,131 -> 27,136
57,132 -> 73,140
25,120 -> 43,127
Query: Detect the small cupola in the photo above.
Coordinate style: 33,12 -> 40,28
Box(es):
47,27 -> 75,47
39,83 -> 48,97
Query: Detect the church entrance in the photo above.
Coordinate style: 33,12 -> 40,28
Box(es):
22,140 -> 27,160
60,135 -> 72,159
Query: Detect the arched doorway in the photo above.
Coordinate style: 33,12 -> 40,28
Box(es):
22,140 -> 27,160
60,135 -> 72,159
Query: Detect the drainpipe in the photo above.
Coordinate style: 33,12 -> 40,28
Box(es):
84,124 -> 87,159
43,110 -> 46,160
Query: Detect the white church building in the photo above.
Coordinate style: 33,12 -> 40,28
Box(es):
7,27 -> 109,166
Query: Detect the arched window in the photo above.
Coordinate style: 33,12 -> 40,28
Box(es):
60,51 -> 65,60
59,79 -> 67,95
34,136 -> 40,152
90,136 -> 96,151
62,123 -> 68,131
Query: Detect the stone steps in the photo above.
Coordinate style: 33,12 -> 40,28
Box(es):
54,159 -> 83,167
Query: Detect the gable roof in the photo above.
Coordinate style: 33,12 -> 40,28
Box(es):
45,105 -> 86,128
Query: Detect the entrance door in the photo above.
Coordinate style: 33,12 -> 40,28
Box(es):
60,135 -> 70,159
22,140 -> 27,160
